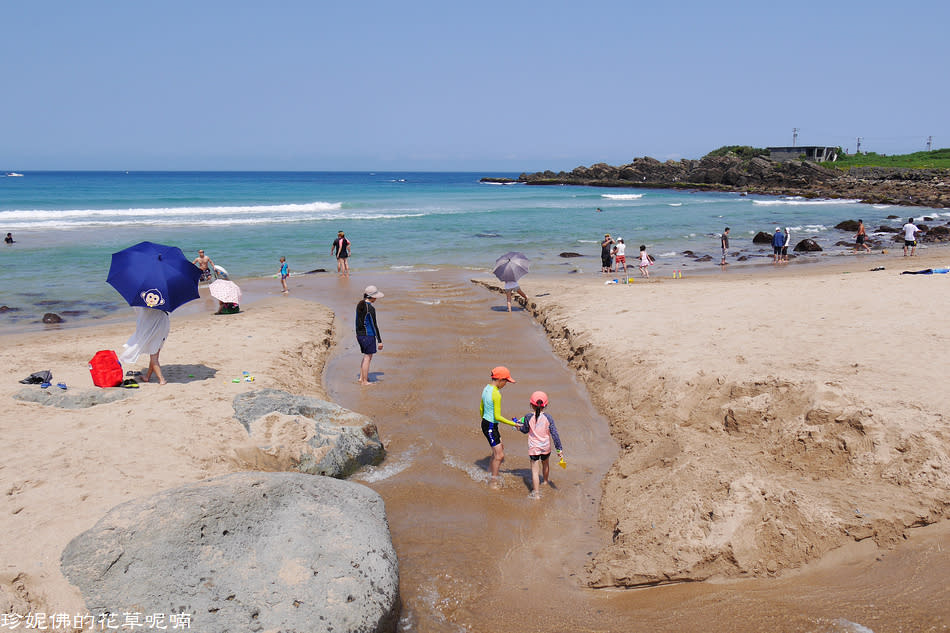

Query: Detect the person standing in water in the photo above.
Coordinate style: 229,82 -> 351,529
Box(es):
480,366 -> 518,489
720,227 -> 729,266
356,285 -> 384,385
855,220 -> 871,254
332,231 -> 351,276
517,390 -> 563,499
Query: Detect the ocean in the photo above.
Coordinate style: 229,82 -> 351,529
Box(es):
1,171 -> 944,330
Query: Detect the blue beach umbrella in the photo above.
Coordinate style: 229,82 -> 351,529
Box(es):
493,251 -> 530,283
107,241 -> 202,312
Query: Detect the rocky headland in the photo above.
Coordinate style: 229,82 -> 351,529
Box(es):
485,154 -> 950,209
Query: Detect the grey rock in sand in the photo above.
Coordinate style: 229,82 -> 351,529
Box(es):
13,388 -> 134,409
233,388 -> 385,478
61,471 -> 401,633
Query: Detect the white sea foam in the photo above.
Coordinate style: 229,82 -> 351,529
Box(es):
752,197 -> 860,206
601,193 -> 643,200
442,454 -> 491,483
353,446 -> 420,483
872,204 -> 892,209
830,618 -> 874,633
414,299 -> 442,305
660,251 -> 677,257
0,201 -> 343,221
667,202 -> 683,207
0,201 -> 432,229
577,239 -> 598,244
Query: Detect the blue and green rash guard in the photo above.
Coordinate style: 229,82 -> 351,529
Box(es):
355,299 -> 382,343
480,384 -> 513,426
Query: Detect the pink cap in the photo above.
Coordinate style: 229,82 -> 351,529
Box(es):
529,391 -> 548,407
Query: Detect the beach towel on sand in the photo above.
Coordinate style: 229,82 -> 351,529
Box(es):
118,307 -> 170,366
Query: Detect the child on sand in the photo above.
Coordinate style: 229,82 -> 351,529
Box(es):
480,366 -> 518,489
638,244 -> 654,278
279,256 -> 289,293
517,391 -> 563,499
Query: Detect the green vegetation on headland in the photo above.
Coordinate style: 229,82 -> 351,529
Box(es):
820,148 -> 950,169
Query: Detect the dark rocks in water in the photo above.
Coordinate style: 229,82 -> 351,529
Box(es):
0,305 -> 16,313
42,313 -> 64,324
695,255 -> 713,262
835,240 -> 854,247
61,472 -> 400,633
876,225 -> 900,233
475,232 -> 501,238
504,155 -> 950,210
921,225 -> 950,242
793,239 -> 822,252
752,231 -> 772,245
682,250 -> 697,258
737,256 -> 749,261
835,220 -> 860,231
923,216 -> 934,221
559,252 -> 584,258
305,268 -> 327,274
916,224 -> 930,232
480,177 -> 516,184
887,215 -> 900,219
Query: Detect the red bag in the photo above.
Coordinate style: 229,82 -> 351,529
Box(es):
89,350 -> 123,388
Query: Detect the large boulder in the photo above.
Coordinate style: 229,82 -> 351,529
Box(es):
233,389 -> 385,478
794,239 -> 823,252
752,231 -> 773,245
61,472 -> 400,633
834,220 -> 860,231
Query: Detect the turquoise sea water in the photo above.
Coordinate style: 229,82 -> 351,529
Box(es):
1,171 -> 945,329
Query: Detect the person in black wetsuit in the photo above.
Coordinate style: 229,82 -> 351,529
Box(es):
332,231 -> 351,277
356,285 -> 384,385
601,234 -> 614,273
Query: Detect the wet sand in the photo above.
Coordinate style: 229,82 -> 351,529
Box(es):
303,268 -> 950,633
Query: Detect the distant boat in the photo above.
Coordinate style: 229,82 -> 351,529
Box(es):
6,172 -> 24,177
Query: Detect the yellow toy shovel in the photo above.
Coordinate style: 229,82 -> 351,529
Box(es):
558,455 -> 567,469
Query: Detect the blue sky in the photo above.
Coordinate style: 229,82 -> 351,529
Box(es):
2,1 -> 947,171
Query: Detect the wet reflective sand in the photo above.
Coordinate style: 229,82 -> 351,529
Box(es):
289,269 -> 948,633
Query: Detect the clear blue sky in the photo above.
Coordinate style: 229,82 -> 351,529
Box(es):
2,0 -> 947,171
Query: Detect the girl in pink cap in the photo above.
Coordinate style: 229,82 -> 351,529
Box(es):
517,391 -> 564,499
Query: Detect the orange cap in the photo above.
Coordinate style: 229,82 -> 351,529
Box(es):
490,366 -> 515,383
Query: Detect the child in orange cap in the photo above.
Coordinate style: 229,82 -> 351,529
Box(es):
517,390 -> 563,499
479,366 -> 518,488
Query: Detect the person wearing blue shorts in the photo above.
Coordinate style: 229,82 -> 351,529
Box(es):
356,285 -> 384,385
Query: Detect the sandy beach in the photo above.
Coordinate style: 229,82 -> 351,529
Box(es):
3,253 -> 949,632
1,295 -> 334,615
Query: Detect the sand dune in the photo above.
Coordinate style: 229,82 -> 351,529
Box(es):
501,254 -> 950,587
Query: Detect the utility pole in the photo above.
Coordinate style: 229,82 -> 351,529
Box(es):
927,136 -> 933,152
856,137 -> 863,154
792,128 -> 799,147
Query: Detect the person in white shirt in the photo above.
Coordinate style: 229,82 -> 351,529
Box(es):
902,218 -> 921,256
612,237 -> 627,273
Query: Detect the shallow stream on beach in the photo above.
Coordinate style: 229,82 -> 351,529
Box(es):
287,269 -> 949,633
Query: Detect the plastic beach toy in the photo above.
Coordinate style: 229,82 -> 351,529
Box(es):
558,456 -> 567,469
